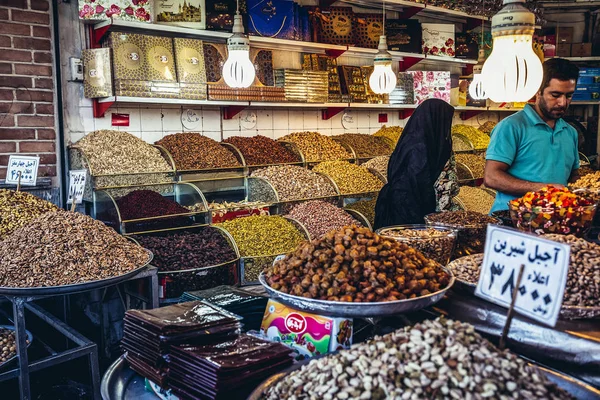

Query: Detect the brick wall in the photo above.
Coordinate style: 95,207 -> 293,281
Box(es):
0,0 -> 57,180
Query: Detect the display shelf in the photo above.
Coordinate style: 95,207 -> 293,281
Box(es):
248,102 -> 348,109
337,0 -> 488,21
556,56 -> 600,62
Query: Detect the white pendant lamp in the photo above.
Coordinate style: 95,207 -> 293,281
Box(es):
369,2 -> 396,95
481,0 -> 542,102
222,3 -> 256,89
469,50 -> 488,100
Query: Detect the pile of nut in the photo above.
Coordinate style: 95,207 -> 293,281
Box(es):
0,189 -> 57,239
156,133 -> 241,170
373,125 -> 403,148
72,130 -> 172,174
345,199 -> 377,227
251,165 -> 338,201
0,210 -> 149,288
452,125 -> 490,150
447,253 -> 483,285
261,318 -> 573,400
571,171 -> 600,191
278,131 -> 352,162
313,161 -> 384,194
478,121 -> 497,135
455,153 -> 486,179
0,328 -> 27,364
332,134 -> 392,158
452,134 -> 474,152
286,200 -> 361,239
362,156 -> 389,180
378,227 -> 456,266
208,200 -> 270,211
455,186 -> 495,215
223,135 -> 300,166
265,225 -> 450,301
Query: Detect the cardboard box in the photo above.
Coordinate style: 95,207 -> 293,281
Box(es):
78,0 -> 152,22
105,32 -> 147,81
248,0 -> 297,40
557,27 -> 574,44
389,72 -> 414,105
556,42 -> 571,57
355,13 -> 383,49
205,0 -> 237,31
144,35 -> 177,82
574,85 -> 600,100
408,70 -> 451,104
260,299 -> 353,360
386,19 -> 422,54
174,38 -> 207,84
83,48 -> 113,99
455,32 -> 478,59
155,0 -> 205,29
571,43 -> 592,57
114,79 -> 152,97
422,23 -> 455,57
314,7 -> 355,46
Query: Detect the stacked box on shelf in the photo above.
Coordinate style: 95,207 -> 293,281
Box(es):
275,69 -> 328,103
574,68 -> 600,102
386,19 -> 422,53
154,0 -> 205,29
78,0 -> 152,22
302,54 -> 342,103
422,23 -> 455,57
389,72 -> 415,105
174,38 -> 208,100
248,0 -> 297,40
361,66 -> 388,104
144,35 -> 179,99
338,66 -> 367,103
355,13 -> 383,49
207,85 -> 286,101
104,32 -> 152,97
82,48 -> 113,98
312,6 -> 355,46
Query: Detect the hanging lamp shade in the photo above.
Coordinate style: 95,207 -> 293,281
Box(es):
469,50 -> 488,100
369,35 -> 397,95
222,13 -> 256,89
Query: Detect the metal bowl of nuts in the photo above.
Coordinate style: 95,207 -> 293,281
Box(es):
376,225 -> 457,266
0,325 -> 33,369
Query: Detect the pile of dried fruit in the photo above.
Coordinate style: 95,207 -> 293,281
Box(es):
571,171 -> 600,191
313,161 -> 384,194
223,135 -> 300,166
345,198 -> 377,227
362,156 -> 389,179
265,225 -> 451,301
455,153 -> 486,178
373,125 -> 403,148
478,120 -> 497,134
251,165 -> 338,201
156,133 -> 241,170
0,210 -> 149,288
260,318 -> 574,400
286,200 -> 361,239
278,131 -> 352,162
455,186 -> 495,215
116,190 -> 192,220
452,125 -> 489,150
0,189 -> 57,239
0,328 -> 27,364
378,226 -> 456,266
332,134 -> 392,158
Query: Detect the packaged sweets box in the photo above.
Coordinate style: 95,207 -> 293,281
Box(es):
78,0 -> 152,22
422,23 -> 455,57
155,0 -> 206,29
408,70 -> 451,105
83,48 -> 113,99
260,299 -> 353,360
386,19 -> 422,54
248,0 -> 297,40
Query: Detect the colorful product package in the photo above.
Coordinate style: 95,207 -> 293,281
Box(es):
260,299 -> 353,360
455,32 -> 478,59
248,0 -> 297,40
408,70 -> 451,105
155,0 -> 206,29
386,19 -> 422,54
78,0 -> 152,22
355,13 -> 383,49
174,38 -> 207,83
144,35 -> 177,82
206,0 -> 242,31
313,7 -> 355,46
83,48 -> 113,99
422,23 -> 455,57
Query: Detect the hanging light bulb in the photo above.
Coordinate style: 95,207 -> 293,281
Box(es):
469,50 -> 487,100
481,0 -> 542,102
222,10 -> 255,88
369,2 -> 396,95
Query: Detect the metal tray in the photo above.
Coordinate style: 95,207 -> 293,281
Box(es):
0,251 -> 153,297
0,325 -> 33,370
446,255 -> 600,320
258,266 -> 455,318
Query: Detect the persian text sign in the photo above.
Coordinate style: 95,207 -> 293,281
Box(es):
5,155 -> 39,186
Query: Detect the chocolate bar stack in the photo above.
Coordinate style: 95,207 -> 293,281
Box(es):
169,334 -> 293,399
122,301 -> 242,387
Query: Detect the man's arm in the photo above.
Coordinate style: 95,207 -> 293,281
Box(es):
569,168 -> 580,184
484,160 -> 559,196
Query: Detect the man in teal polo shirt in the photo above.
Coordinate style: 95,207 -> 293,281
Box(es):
485,58 -> 580,212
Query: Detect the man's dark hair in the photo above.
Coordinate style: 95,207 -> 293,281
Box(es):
540,58 -> 579,92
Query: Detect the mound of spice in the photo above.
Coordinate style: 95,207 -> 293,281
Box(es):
156,133 -> 241,170
332,134 -> 392,158
0,189 -> 57,239
0,210 -> 149,288
251,165 -> 338,201
286,200 -> 361,239
223,135 -> 299,165
313,161 -> 384,194
278,131 -> 352,162
116,190 -> 191,220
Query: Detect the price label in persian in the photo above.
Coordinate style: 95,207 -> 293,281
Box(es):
67,170 -> 87,204
5,155 -> 39,186
475,226 -> 570,327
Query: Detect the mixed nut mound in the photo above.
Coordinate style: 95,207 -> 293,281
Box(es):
260,318 -> 573,400
251,165 -> 338,201
0,328 -> 27,364
223,135 -> 300,165
571,171 -> 600,191
455,186 -> 495,215
278,131 -> 352,163
156,133 -> 241,170
373,125 -> 403,148
332,134 -> 393,158
313,161 -> 384,195
362,156 -> 389,180
378,227 -> 455,266
0,210 -> 149,288
345,198 -> 377,227
0,189 -> 57,239
264,225 -> 451,302
286,200 -> 362,240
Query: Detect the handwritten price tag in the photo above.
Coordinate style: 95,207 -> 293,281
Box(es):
67,170 -> 87,205
5,155 -> 39,186
475,226 -> 570,327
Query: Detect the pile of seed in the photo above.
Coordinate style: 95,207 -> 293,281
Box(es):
455,153 -> 486,178
373,125 -> 403,148
260,318 -> 573,400
378,227 -> 456,266
332,134 -> 392,158
313,161 -> 384,194
278,131 -> 352,162
362,156 -> 389,179
266,225 -> 450,301
345,198 -> 377,227
223,135 -> 300,166
455,186 -> 495,215
478,121 -> 497,134
156,133 -> 241,170
72,130 -> 172,174
116,190 -> 192,220
286,200 -> 361,239
452,125 -> 490,150
0,189 -> 57,239
0,328 -> 27,364
571,171 -> 600,191
0,210 -> 149,288
251,165 -> 338,201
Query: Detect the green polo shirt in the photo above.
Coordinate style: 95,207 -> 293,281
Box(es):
486,104 -> 579,212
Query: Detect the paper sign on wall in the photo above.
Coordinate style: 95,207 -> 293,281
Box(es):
5,155 -> 39,186
475,226 -> 570,327
67,170 -> 87,205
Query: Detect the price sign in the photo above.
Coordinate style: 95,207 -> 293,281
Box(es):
67,170 -> 87,205
5,155 -> 39,186
475,225 -> 570,327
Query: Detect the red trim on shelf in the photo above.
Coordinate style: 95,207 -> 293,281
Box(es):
321,107 -> 346,120
460,110 -> 484,120
93,99 -> 113,118
223,105 -> 247,120
325,48 -> 347,58
90,24 -> 111,49
462,64 -> 474,76
399,57 -> 421,71
398,6 -> 422,19
399,109 -> 414,119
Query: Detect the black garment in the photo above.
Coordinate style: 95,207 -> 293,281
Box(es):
374,99 -> 455,229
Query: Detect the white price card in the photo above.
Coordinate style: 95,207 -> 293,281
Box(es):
5,155 -> 39,186
475,225 -> 570,327
67,170 -> 87,204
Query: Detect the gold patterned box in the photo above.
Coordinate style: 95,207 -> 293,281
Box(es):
355,14 -> 383,49
203,43 -> 227,84
114,79 -> 152,97
143,35 -> 177,82
151,82 -> 180,98
174,38 -> 207,83
83,48 -> 113,98
104,32 -> 147,81
314,7 -> 355,46
179,82 -> 208,100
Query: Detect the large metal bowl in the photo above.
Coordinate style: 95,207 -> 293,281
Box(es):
258,266 -> 455,319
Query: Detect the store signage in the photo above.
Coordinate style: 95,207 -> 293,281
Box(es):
475,225 -> 570,327
5,155 -> 39,186
67,170 -> 87,205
